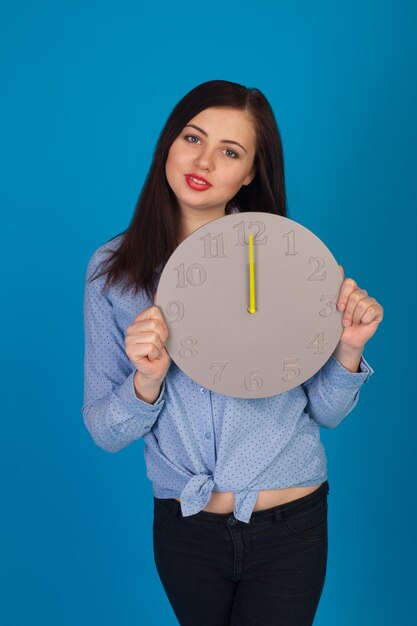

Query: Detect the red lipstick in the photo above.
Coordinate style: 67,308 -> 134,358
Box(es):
185,174 -> 212,191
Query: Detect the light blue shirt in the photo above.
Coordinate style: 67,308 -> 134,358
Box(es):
82,233 -> 374,523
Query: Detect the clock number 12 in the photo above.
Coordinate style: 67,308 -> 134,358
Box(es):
233,220 -> 268,245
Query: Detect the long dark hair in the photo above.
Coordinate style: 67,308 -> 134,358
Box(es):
90,79 -> 288,300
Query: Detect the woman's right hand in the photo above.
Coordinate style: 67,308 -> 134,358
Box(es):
125,302 -> 172,384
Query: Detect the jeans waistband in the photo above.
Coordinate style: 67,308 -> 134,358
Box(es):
155,480 -> 329,525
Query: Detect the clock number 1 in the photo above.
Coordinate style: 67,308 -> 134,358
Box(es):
283,229 -> 297,255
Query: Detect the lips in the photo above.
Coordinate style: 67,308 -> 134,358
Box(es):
184,174 -> 212,191
185,173 -> 212,186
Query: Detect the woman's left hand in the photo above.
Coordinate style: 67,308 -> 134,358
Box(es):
336,265 -> 384,351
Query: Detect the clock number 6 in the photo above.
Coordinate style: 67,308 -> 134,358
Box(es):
244,369 -> 264,392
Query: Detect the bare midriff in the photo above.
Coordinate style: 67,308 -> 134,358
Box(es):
174,484 -> 323,514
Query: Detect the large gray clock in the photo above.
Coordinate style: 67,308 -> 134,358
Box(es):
155,211 -> 344,398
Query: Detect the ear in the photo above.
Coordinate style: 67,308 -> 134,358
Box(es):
242,167 -> 257,187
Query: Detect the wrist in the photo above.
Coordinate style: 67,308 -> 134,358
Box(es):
134,371 -> 164,404
333,342 -> 363,373
333,342 -> 364,357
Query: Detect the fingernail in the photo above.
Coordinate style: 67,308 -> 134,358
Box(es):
343,318 -> 351,326
338,303 -> 345,311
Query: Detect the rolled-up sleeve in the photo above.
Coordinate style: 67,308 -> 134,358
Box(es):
301,354 -> 374,429
81,252 -> 165,453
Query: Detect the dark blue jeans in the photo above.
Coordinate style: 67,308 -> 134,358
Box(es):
153,480 -> 329,626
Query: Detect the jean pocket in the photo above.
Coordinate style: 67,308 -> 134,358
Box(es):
153,498 -> 178,533
281,498 -> 327,541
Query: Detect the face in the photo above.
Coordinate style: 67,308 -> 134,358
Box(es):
165,107 -> 257,220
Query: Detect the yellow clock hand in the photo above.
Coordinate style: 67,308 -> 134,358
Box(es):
248,233 -> 257,314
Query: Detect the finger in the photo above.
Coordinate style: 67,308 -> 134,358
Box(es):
351,295 -> 374,325
360,303 -> 384,325
128,340 -> 161,362
343,287 -> 368,326
133,305 -> 163,323
338,277 -> 357,311
126,318 -> 168,342
132,307 -> 168,335
127,330 -> 164,352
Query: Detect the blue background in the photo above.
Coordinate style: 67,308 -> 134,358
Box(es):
1,1 -> 416,624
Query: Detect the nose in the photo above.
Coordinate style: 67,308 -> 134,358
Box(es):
194,147 -> 214,171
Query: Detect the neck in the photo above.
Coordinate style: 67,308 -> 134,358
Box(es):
178,205 -> 226,244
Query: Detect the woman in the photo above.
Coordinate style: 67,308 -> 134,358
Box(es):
82,80 -> 383,625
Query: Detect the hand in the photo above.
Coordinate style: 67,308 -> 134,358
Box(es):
125,293 -> 172,383
336,265 -> 384,351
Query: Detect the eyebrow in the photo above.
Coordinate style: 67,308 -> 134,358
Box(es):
183,124 -> 248,154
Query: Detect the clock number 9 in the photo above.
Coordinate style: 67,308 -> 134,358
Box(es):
165,300 -> 185,323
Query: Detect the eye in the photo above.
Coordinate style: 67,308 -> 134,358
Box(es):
183,134 -> 239,159
223,148 -> 239,159
184,134 -> 200,144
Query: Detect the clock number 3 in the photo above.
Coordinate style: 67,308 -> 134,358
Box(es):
318,293 -> 338,317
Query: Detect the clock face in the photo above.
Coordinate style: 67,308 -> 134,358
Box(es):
155,212 -> 344,398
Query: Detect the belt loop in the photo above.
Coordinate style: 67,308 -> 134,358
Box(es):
274,508 -> 282,524
175,499 -> 182,518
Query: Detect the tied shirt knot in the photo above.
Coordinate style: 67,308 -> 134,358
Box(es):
179,473 -> 215,516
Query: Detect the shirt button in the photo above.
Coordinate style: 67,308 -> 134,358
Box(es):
200,387 -> 205,393
205,432 -> 211,439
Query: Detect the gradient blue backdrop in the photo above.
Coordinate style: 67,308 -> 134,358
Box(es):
1,1 -> 416,624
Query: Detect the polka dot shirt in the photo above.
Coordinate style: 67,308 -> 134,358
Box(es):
82,234 -> 374,524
